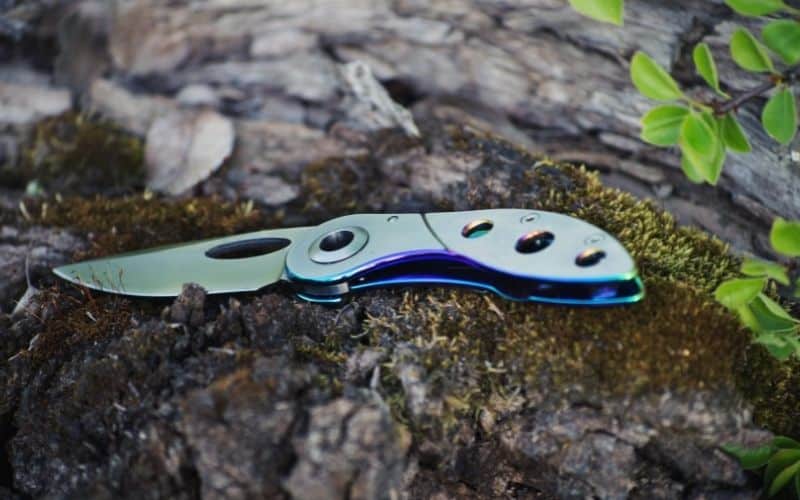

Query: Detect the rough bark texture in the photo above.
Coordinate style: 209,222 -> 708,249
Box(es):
1,121 -> 788,499
1,1 -> 799,499
4,0 -> 797,253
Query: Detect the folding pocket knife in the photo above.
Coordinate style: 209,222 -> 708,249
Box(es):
53,209 -> 644,306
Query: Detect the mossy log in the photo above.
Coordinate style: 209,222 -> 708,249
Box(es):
1,121 -> 798,499
2,1 -> 800,498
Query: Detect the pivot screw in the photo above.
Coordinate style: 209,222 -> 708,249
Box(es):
309,226 -> 369,264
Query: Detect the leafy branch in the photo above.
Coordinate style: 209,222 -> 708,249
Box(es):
715,218 -> 800,362
724,436 -> 800,498
568,0 -> 800,362
712,65 -> 800,115
572,0 -> 799,185
567,2 -> 800,495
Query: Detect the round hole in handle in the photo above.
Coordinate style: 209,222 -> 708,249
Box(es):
206,237 -> 291,260
309,226 -> 369,264
576,248 -> 607,267
319,230 -> 355,252
462,219 -> 494,239
516,231 -> 554,254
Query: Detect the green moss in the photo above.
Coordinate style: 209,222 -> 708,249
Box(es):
736,346 -> 800,438
326,126 -> 795,440
30,123 -> 800,442
294,342 -> 348,366
25,289 -> 137,367
24,195 -> 273,366
10,112 -> 145,195
375,278 -> 747,401
300,154 -> 377,217
37,195 -> 270,258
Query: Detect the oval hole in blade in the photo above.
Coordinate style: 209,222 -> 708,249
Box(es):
205,238 -> 291,260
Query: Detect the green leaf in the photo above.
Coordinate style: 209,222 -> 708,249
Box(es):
757,293 -> 797,322
720,113 -> 752,153
771,218 -> 800,257
641,105 -> 689,146
681,112 -> 716,157
795,471 -> 800,498
763,20 -> 800,65
704,140 -> 726,185
680,112 -> 725,184
774,437 -> 800,450
630,52 -> 684,101
681,155 -> 705,183
765,449 -> 800,490
787,335 -> 800,357
714,277 -> 766,309
755,333 -> 796,360
725,0 -> 786,16
738,303 -> 762,331
748,294 -> 799,335
693,43 -> 723,95
768,457 -> 800,497
762,88 -> 798,146
569,0 -> 624,25
723,443 -> 776,469
741,258 -> 790,285
730,28 -> 775,73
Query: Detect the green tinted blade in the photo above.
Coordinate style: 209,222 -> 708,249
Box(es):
53,226 -> 312,297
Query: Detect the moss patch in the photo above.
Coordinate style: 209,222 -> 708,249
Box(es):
36,195 -> 269,258
25,289 -> 137,367
383,278 -> 747,396
9,112 -> 145,196
31,123 -> 800,443
297,126 -> 800,439
17,195 -> 273,369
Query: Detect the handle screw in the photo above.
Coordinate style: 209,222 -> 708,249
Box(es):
585,234 -> 605,245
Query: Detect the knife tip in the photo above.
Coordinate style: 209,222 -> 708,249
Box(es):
52,264 -> 70,280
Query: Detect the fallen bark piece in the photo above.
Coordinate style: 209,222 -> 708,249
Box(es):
87,78 -> 177,137
340,60 -> 421,137
145,109 -> 235,195
0,82 -> 71,127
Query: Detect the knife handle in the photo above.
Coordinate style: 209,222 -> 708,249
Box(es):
284,209 -> 643,306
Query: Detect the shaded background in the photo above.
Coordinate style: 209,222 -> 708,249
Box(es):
2,0 -> 799,254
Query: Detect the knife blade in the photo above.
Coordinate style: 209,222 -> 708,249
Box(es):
53,226 -> 312,297
53,209 -> 644,305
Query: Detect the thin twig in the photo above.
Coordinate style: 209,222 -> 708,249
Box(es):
712,65 -> 800,116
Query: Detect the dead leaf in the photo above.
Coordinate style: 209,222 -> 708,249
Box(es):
145,109 -> 235,195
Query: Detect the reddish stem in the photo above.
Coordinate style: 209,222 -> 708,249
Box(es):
711,65 -> 800,116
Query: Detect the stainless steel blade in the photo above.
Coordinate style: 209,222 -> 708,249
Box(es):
53,226 -> 312,297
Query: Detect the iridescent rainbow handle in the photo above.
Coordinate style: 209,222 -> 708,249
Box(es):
285,209 -> 644,305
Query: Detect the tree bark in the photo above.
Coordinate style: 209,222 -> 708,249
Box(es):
5,0 -> 796,253
17,0 -> 788,255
